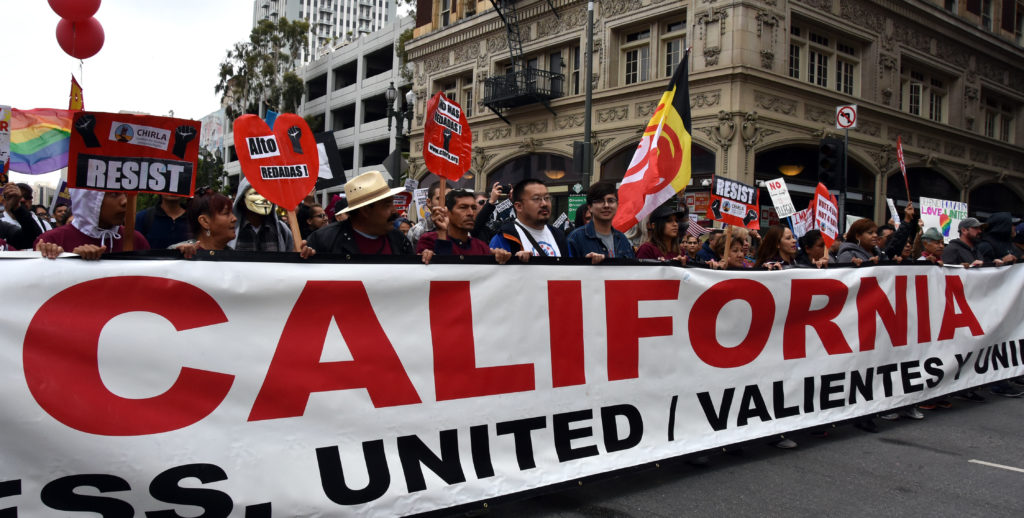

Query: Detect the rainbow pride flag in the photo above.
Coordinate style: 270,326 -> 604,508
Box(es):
9,109 -> 73,175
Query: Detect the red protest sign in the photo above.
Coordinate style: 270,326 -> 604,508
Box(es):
67,111 -> 200,196
707,175 -> 761,229
813,182 -> 840,247
422,92 -> 471,181
232,113 -> 319,210
393,191 -> 412,214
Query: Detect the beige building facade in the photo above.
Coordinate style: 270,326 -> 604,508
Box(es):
404,0 -> 1024,223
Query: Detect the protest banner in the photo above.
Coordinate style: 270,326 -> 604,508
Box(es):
67,111 -> 200,196
814,183 -> 839,247
887,198 -> 901,230
763,177 -> 796,218
4,257 -> 1022,516
393,191 -> 412,214
313,132 -> 345,191
2,258 -> 1022,516
413,187 -> 429,221
707,175 -> 760,229
919,196 -> 968,243
233,113 -> 320,251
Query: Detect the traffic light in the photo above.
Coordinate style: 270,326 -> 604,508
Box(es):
818,137 -> 844,188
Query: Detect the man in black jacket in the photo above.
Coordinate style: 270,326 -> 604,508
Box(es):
0,183 -> 43,250
488,178 -> 568,261
305,171 -> 414,257
941,217 -> 984,267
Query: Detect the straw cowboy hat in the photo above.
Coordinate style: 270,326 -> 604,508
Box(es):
340,170 -> 404,213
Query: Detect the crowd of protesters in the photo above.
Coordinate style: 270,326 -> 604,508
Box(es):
8,172 -> 1024,423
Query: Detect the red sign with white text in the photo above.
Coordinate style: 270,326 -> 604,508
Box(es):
422,92 -> 471,181
813,182 -> 840,247
67,111 -> 200,196
707,175 -> 760,229
233,113 -> 319,210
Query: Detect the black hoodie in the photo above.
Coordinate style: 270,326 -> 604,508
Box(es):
978,212 -> 1021,262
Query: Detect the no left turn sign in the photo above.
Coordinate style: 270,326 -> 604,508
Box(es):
836,105 -> 857,129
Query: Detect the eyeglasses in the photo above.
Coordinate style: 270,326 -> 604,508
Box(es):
312,213 -> 327,219
528,195 -> 552,204
592,197 -> 618,206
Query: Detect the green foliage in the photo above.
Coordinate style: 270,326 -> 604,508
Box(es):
195,148 -> 229,195
215,18 -> 310,121
304,113 -> 325,133
396,28 -> 415,83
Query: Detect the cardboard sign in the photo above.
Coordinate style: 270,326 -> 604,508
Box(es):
67,112 -> 200,196
813,182 -> 839,247
790,207 -> 814,239
920,196 -> 968,243
707,175 -> 760,229
393,191 -> 412,214
568,194 -> 587,220
413,187 -> 430,221
887,197 -> 901,230
233,113 -> 319,209
764,177 -> 796,218
422,92 -> 471,181
0,105 -> 10,179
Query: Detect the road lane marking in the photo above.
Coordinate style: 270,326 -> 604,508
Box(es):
969,459 -> 1024,474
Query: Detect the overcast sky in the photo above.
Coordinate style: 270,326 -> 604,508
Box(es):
7,0 -> 254,120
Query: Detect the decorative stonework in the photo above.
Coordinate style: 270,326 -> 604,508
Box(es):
856,121 -> 880,138
454,43 -> 479,65
602,0 -> 643,17
805,104 -> 832,124
691,90 -> 721,109
740,111 -> 777,151
483,126 -> 511,141
519,137 -> 542,153
703,47 -> 721,66
970,148 -> 990,164
555,113 -> 585,130
423,54 -> 450,74
597,105 -> 629,123
472,147 -> 496,173
798,0 -> 833,10
754,92 -> 797,115
536,7 -> 587,38
711,110 -> 736,151
993,154 -> 1011,169
486,36 -> 508,54
756,10 -> 780,69
516,121 -> 548,137
636,101 -> 658,119
871,144 -> 894,171
888,127 -> 912,145
919,136 -> 942,152
944,142 -> 965,158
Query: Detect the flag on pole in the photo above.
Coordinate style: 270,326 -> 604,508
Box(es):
896,135 -> 909,200
686,219 -> 710,237
612,52 -> 692,232
8,109 -> 73,175
69,75 -> 84,110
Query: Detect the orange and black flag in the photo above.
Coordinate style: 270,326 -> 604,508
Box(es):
613,51 -> 692,232
69,75 -> 84,111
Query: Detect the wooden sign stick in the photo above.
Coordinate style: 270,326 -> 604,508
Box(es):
123,193 -> 137,251
287,209 -> 303,252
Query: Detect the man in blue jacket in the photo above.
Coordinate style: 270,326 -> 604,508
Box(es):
567,180 -> 635,262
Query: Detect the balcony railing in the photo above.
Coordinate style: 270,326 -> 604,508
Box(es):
483,67 -> 564,113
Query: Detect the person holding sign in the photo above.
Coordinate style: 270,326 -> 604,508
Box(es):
35,189 -> 150,260
418,189 -> 512,264
489,179 -> 568,261
305,170 -> 414,256
229,179 -> 294,252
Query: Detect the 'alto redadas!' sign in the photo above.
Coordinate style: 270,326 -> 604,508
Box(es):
422,92 -> 471,181
233,113 -> 319,209
67,112 -> 200,196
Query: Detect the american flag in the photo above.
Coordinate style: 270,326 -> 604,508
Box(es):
686,219 -> 710,237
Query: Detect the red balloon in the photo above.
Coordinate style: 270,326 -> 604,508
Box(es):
48,0 -> 101,22
56,17 -> 105,60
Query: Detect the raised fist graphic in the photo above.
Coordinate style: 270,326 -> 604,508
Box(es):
172,125 -> 197,158
74,114 -> 101,147
287,126 -> 304,154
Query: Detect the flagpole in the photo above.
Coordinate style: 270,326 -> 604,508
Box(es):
840,127 -> 848,232
582,1 -> 594,189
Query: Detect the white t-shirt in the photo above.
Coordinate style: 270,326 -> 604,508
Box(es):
514,223 -> 561,257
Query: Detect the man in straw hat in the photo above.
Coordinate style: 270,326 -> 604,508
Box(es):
305,170 -> 415,256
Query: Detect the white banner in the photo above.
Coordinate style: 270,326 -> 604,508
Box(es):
2,257 -> 1023,516
920,196 -> 968,243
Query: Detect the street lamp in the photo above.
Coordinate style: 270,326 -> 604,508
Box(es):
385,81 -> 415,186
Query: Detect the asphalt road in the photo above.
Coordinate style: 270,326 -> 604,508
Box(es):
478,392 -> 1024,518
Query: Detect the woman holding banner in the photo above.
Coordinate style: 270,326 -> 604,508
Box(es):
186,188 -> 237,252
636,205 -> 686,262
710,227 -> 752,269
837,219 -> 882,265
35,189 -> 150,260
753,225 -> 797,270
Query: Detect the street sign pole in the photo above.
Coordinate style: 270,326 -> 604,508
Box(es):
841,127 -> 848,232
